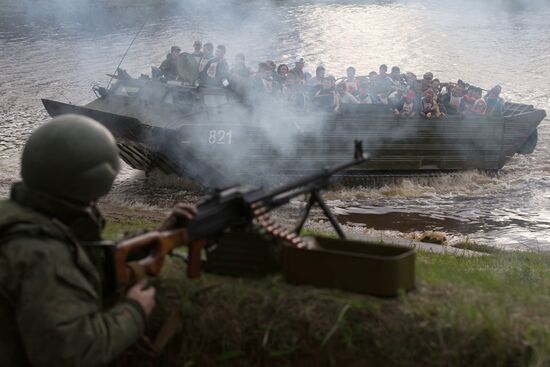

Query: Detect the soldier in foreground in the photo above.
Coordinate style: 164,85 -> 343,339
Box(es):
0,114 -> 195,366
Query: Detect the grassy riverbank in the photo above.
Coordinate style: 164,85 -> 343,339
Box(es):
106,212 -> 550,367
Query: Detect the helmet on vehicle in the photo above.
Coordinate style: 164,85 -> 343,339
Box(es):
21,114 -> 120,204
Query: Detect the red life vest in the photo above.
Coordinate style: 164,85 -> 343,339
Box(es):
473,98 -> 487,115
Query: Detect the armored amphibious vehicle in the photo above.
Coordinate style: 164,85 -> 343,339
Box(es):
42,71 -> 545,186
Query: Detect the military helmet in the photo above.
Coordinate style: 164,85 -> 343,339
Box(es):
21,114 -> 120,203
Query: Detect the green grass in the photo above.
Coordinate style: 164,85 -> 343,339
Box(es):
102,217 -> 159,241
452,238 -> 503,254
106,215 -> 550,367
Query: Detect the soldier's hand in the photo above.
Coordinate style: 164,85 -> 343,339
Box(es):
158,203 -> 197,231
126,281 -> 156,316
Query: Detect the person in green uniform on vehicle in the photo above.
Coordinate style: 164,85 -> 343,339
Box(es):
159,45 -> 181,80
0,114 -> 196,366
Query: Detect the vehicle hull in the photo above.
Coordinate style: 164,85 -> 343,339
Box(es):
42,94 -> 545,186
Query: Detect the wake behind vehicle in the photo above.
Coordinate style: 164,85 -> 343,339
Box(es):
42,69 -> 545,186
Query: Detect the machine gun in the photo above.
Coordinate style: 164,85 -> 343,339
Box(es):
114,141 -> 367,287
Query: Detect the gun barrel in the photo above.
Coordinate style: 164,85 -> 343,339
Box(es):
187,141 -> 368,241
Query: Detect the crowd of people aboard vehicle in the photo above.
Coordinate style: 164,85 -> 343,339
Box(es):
156,42 -> 505,117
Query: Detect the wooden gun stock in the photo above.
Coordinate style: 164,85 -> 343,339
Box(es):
114,228 -> 206,288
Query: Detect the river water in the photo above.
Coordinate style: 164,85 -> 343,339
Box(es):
1,0 -> 549,250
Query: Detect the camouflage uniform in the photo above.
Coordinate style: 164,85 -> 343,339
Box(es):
159,53 -> 178,80
0,183 -> 145,366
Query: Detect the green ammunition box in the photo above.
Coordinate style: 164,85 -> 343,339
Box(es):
282,236 -> 416,297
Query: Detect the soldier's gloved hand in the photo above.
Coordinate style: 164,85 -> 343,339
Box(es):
126,280 -> 156,316
158,203 -> 197,231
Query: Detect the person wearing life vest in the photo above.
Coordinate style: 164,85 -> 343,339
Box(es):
472,87 -> 488,115
420,89 -> 444,119
420,89 -> 437,118
200,45 -> 229,87
198,42 -> 214,73
431,78 -> 447,115
398,89 -> 417,118
0,115 -> 196,366
459,85 -> 478,115
460,86 -> 485,116
445,79 -> 465,112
